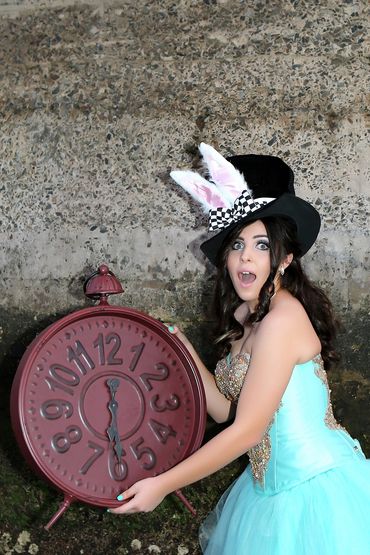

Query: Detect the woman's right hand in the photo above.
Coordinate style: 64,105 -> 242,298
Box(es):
163,323 -> 193,350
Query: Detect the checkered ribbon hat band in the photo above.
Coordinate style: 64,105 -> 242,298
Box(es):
208,190 -> 272,231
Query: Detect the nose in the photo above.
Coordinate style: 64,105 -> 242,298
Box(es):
240,245 -> 252,262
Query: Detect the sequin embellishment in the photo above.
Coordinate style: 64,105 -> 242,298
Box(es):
214,352 -> 275,485
247,425 -> 272,486
214,353 -> 251,402
313,355 -> 346,431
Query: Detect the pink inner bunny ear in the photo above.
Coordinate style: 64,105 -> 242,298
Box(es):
199,143 -> 249,202
170,170 -> 230,212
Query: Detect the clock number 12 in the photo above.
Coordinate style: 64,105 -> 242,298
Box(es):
93,333 -> 123,365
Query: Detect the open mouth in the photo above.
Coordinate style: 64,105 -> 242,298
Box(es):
239,271 -> 256,285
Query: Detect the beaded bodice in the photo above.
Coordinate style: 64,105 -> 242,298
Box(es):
215,352 -> 276,485
214,353 -> 364,494
214,352 -> 251,402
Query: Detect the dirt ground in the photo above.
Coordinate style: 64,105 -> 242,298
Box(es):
0,442 -> 244,555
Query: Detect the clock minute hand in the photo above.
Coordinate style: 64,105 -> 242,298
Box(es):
107,403 -> 124,459
106,378 -> 123,461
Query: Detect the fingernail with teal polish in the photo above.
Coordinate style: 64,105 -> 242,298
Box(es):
117,494 -> 124,501
168,326 -> 175,333
106,509 -> 111,513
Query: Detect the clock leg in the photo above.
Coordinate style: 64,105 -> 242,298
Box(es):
174,489 -> 196,516
44,494 -> 75,530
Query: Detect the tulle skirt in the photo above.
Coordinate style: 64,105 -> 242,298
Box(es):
199,459 -> 370,555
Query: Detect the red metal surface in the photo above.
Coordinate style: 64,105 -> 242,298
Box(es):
10,304 -> 206,513
84,264 -> 124,303
44,494 -> 75,531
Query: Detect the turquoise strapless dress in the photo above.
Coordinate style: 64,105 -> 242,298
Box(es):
200,354 -> 370,554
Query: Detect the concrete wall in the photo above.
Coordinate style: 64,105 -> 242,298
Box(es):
0,0 -> 369,317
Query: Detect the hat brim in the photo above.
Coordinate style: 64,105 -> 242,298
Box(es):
200,193 -> 320,265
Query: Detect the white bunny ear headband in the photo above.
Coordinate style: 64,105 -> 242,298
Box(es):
170,143 -> 275,232
170,143 -> 321,265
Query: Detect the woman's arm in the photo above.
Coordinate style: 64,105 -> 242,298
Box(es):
110,310 -> 301,514
168,326 -> 232,423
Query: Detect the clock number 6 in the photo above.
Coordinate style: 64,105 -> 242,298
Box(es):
51,425 -> 82,454
108,447 -> 128,481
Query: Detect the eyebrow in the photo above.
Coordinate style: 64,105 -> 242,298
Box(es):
236,234 -> 269,240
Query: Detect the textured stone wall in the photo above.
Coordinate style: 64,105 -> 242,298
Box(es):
0,1 -> 369,552
0,0 -> 369,315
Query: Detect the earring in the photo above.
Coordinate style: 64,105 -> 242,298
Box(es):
280,267 -> 285,276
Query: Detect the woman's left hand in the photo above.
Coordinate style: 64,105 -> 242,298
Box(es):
108,476 -> 167,514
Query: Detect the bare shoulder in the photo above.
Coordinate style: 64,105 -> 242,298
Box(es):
253,291 -> 320,361
272,291 -> 309,319
260,292 -> 307,330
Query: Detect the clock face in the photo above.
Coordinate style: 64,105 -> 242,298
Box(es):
11,307 -> 206,508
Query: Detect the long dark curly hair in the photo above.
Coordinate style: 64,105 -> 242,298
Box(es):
213,216 -> 340,370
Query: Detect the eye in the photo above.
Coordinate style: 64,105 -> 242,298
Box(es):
256,240 -> 269,251
231,240 -> 244,251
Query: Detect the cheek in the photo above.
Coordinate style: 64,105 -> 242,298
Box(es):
264,258 -> 272,276
258,252 -> 271,275
226,252 -> 236,273
226,258 -> 238,285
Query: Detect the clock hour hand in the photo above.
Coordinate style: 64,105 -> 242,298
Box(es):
106,378 -> 124,461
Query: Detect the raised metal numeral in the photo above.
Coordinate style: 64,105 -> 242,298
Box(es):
67,340 -> 95,375
93,333 -> 123,365
140,363 -> 169,392
79,441 -> 104,475
130,437 -> 156,470
150,393 -> 180,412
149,419 -> 177,444
129,343 -> 145,372
106,334 -> 123,365
40,399 -> 73,420
49,364 -> 80,386
108,447 -> 128,481
93,333 -> 105,365
45,364 -> 81,397
51,425 -> 82,454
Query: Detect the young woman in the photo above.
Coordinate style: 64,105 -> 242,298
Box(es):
110,144 -> 370,554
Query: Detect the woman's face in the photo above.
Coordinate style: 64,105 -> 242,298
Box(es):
226,220 -> 271,309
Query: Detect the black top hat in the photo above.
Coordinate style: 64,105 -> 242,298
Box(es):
200,154 -> 321,265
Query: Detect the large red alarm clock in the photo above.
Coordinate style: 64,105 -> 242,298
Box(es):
11,265 -> 206,529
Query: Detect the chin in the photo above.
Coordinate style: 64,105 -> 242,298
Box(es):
236,289 -> 259,305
